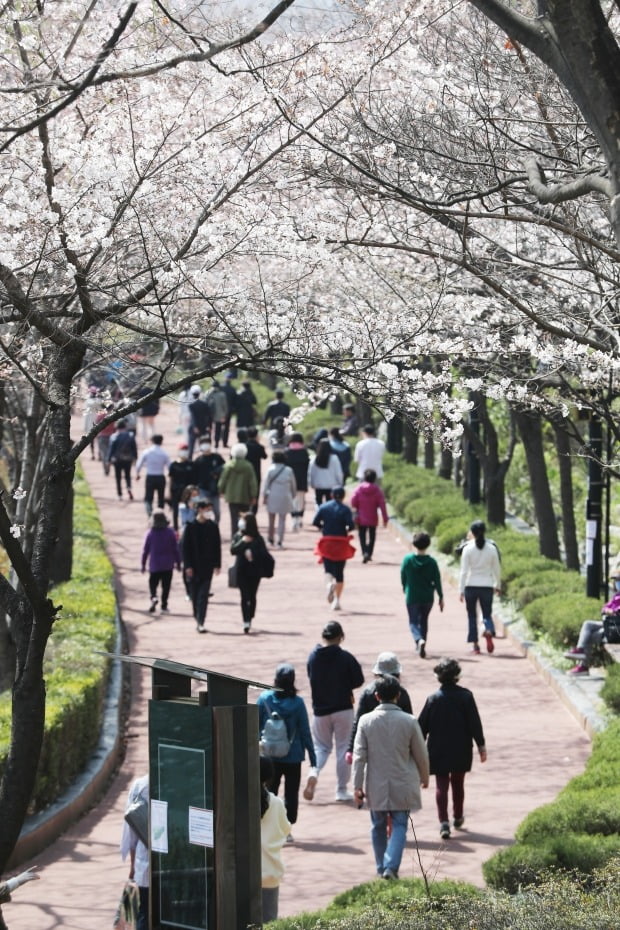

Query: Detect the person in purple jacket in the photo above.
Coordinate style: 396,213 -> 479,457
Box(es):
141,509 -> 181,614
350,469 -> 389,563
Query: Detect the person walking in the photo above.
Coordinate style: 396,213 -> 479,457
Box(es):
341,403 -> 359,437
458,520 -> 501,654
83,384 -> 99,459
353,674 -> 429,880
182,499 -> 222,633
418,658 -> 487,840
262,451 -> 297,547
187,385 -> 212,458
308,438 -> 343,506
329,427 -> 352,481
263,389 -> 291,428
141,510 -> 181,614
205,380 -> 229,450
120,773 -> 149,930
245,426 -> 268,492
284,432 -> 310,531
306,620 -> 364,803
350,469 -> 389,563
353,423 -> 385,483
260,755 -> 291,923
257,663 -> 317,839
230,512 -> 268,633
400,531 -> 444,658
192,436 -> 225,522
346,652 -> 412,763
235,380 -> 258,428
221,374 -> 237,447
168,443 -> 195,531
94,403 -> 117,475
107,418 -> 138,501
312,486 -> 355,611
218,443 -> 258,539
135,434 -> 171,517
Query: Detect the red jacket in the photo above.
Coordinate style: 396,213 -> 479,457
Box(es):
314,535 -> 356,563
350,482 -> 388,527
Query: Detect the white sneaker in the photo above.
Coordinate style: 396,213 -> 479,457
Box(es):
335,789 -> 354,802
332,599 -> 341,611
326,578 -> 335,603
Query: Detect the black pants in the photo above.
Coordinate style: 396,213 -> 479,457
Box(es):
191,569 -> 214,626
149,570 -> 172,608
358,525 -> 377,558
145,474 -> 166,514
239,576 -> 260,624
271,760 -> 302,824
114,461 -> 132,497
315,488 -> 331,506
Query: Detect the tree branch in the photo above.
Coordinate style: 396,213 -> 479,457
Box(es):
525,156 -> 612,202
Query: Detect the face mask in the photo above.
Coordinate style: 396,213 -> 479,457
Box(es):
190,495 -> 199,504
199,444 -> 211,453
615,580 -> 620,593
178,452 -> 189,460
205,511 -> 215,520
238,519 -> 246,531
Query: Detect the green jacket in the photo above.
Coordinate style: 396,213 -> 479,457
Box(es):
400,552 -> 443,604
218,457 -> 258,504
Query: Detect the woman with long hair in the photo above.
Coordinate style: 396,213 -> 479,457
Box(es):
458,520 -> 501,654
230,512 -> 268,633
308,437 -> 343,507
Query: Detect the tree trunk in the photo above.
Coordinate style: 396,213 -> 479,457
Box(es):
49,483 -> 74,585
424,437 -> 434,470
515,408 -> 561,560
438,446 -> 453,480
552,419 -> 580,571
403,422 -> 419,464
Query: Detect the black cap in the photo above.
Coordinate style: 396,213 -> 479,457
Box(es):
331,486 -> 345,500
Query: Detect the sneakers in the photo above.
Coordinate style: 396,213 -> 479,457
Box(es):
327,579 -> 336,603
148,597 -> 158,614
470,645 -> 481,655
243,621 -> 251,634
564,647 -> 586,660
440,821 -> 451,839
303,773 -> 317,801
286,833 -> 295,844
382,869 -> 398,880
335,789 -> 354,802
362,553 -> 370,564
161,606 -> 170,614
483,630 -> 495,653
196,624 -> 207,634
418,639 -> 426,659
568,663 -> 589,676
332,599 -> 341,611
453,816 -> 465,829
127,488 -> 134,500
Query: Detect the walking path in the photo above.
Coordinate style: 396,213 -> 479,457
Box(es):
7,401 -> 595,929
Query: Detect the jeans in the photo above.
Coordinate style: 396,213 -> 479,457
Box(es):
311,709 -> 353,792
577,619 -> 605,662
271,760 -> 302,824
358,525 -> 376,559
370,809 -> 409,875
262,887 -> 279,923
464,586 -> 495,641
435,772 -> 465,823
144,474 -> 166,515
407,602 -> 432,644
191,569 -> 215,626
149,570 -> 172,608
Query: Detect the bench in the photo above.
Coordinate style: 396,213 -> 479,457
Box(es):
604,642 -> 620,663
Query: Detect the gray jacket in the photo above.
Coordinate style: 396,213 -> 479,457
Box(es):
353,702 -> 429,812
262,464 -> 297,515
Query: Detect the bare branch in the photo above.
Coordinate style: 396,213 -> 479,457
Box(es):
525,156 -> 612,202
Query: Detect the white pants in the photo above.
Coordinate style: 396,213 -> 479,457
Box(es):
311,709 -> 354,792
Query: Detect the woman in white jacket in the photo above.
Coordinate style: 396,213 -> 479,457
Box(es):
458,520 -> 501,655
308,438 -> 344,507
262,451 -> 297,547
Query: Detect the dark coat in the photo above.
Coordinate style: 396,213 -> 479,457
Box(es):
182,519 -> 222,578
189,398 -> 212,435
418,683 -> 485,775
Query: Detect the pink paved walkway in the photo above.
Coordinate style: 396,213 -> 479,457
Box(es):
7,401 -> 592,928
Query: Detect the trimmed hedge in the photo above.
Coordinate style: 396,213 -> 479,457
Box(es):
0,468 -> 116,812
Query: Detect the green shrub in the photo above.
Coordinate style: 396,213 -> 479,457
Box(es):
522,593 -> 602,644
516,788 -> 620,842
601,664 -> 620,714
435,517 -> 471,555
500,554 -> 561,587
508,571 -> 584,605
0,468 -> 116,812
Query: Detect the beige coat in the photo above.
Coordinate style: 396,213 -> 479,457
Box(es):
353,702 -> 429,811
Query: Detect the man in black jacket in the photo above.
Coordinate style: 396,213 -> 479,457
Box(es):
182,499 -> 222,632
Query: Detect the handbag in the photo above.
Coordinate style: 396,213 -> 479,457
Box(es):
113,880 -> 140,930
228,563 -> 238,588
124,794 -> 148,847
603,614 -> 620,644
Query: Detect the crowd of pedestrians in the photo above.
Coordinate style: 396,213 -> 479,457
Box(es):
77,380 -> 498,922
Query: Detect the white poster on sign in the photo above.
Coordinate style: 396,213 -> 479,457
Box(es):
188,807 -> 214,848
586,520 -> 598,539
151,799 -> 169,853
